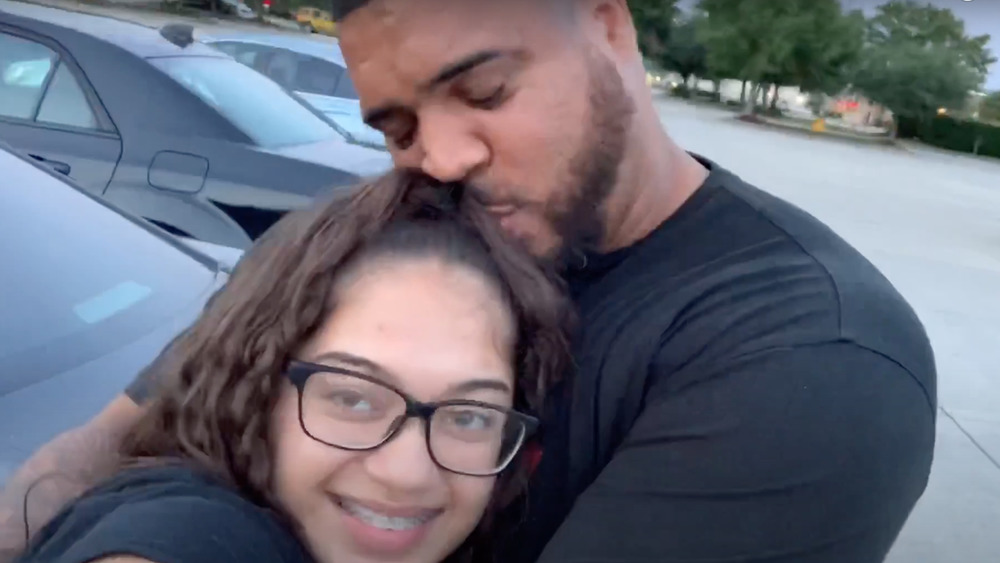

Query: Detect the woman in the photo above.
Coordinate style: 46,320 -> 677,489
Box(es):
16,171 -> 572,563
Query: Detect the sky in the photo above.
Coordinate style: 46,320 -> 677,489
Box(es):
677,0 -> 1000,91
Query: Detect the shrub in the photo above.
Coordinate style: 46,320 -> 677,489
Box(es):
896,114 -> 1000,158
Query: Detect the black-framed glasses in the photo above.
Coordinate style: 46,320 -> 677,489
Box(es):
285,360 -> 540,477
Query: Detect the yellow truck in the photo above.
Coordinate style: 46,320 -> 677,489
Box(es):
295,7 -> 337,36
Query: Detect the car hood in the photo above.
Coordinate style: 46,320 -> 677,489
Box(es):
0,272 -> 226,486
262,136 -> 391,178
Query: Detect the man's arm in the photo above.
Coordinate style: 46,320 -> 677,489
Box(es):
0,394 -> 143,562
536,342 -> 936,563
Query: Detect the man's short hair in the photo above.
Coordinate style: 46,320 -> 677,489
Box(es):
332,0 -> 572,22
331,0 -> 370,20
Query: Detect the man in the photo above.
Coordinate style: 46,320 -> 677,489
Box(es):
1,0 -> 936,561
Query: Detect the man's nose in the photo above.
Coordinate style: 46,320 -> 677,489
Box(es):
363,418 -> 441,493
418,111 -> 489,183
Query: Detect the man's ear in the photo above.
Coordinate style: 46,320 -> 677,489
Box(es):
578,0 -> 639,60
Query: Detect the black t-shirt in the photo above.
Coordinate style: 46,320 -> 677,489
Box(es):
16,465 -> 312,563
496,156 -> 936,562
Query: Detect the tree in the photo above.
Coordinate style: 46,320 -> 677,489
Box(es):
659,14 -> 707,92
980,91 -> 1000,124
851,1 -> 996,135
864,1 -> 995,79
629,0 -> 679,62
695,0 -> 860,113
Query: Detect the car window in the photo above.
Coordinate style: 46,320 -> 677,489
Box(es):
293,55 -> 342,97
36,62 -> 98,129
333,72 -> 359,100
261,48 -> 300,89
210,41 -> 241,58
150,56 -> 340,148
0,149 -> 217,391
0,33 -> 56,120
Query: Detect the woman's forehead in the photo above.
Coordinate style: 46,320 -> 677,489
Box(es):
304,258 -> 516,392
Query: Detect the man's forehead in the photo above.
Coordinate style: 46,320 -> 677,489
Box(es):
340,0 -> 565,41
340,0 -> 567,77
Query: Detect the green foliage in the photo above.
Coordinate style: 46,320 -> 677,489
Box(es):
630,0 -> 679,61
695,0 -> 861,94
979,91 -> 1000,124
865,1 -> 995,79
897,114 -> 1000,159
660,14 -> 707,82
851,1 -> 995,121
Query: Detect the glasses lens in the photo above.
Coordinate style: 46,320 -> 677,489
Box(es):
428,404 -> 527,475
300,370 -> 406,449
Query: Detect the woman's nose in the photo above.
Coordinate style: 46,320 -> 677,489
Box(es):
362,418 -> 442,492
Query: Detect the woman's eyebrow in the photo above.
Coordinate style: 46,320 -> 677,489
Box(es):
446,378 -> 512,396
310,350 -> 391,378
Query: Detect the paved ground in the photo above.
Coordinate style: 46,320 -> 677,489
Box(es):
657,97 -> 1000,562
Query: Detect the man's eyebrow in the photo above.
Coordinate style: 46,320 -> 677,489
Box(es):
363,49 -> 522,126
424,49 -> 516,88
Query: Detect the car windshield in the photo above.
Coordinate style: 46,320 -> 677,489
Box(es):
295,92 -> 387,148
149,56 -> 340,148
0,149 -> 217,394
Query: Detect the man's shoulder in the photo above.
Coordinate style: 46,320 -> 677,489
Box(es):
588,162 -> 930,375
710,167 -> 932,371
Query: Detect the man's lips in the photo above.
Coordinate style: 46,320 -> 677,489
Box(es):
486,204 -> 518,218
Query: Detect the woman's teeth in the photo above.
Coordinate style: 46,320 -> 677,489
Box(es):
339,499 -> 435,531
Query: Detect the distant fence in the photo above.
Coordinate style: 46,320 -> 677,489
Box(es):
897,115 -> 1000,159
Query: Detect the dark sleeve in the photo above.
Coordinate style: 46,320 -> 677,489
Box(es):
126,282 -> 230,404
27,496 -> 300,563
124,341 -> 174,405
535,342 -> 936,563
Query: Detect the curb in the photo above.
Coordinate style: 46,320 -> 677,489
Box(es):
731,114 -> 900,149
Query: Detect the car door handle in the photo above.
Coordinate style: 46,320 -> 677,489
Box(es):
28,154 -> 71,176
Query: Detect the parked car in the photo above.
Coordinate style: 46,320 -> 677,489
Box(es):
0,142 -> 234,486
294,6 -> 336,36
202,32 -> 387,149
0,1 -> 389,249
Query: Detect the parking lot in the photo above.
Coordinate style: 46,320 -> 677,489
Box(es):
2,0 -> 998,557
656,96 -> 1000,562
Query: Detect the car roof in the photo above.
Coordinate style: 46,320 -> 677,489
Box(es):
202,32 -> 346,66
0,0 -> 223,58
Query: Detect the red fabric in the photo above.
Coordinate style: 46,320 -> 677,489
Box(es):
525,442 -> 543,476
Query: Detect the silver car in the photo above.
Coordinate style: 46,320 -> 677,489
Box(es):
201,32 -> 388,149
0,144 -> 236,485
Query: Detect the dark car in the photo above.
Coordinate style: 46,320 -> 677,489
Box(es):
0,0 -> 389,249
0,142 -> 233,485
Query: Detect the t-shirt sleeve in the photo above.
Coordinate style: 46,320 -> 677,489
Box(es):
32,495 -> 300,563
534,342 -> 936,563
124,329 -> 187,405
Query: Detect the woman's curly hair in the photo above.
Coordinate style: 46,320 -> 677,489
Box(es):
119,170 -> 574,561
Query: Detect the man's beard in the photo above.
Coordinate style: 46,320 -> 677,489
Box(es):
547,51 -> 635,270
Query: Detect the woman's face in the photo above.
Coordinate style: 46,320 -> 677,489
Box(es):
270,256 -> 516,563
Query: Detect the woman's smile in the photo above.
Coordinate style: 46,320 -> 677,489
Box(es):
333,494 -> 444,555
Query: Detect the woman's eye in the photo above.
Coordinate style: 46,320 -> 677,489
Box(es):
329,391 -> 373,412
448,409 -> 496,431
